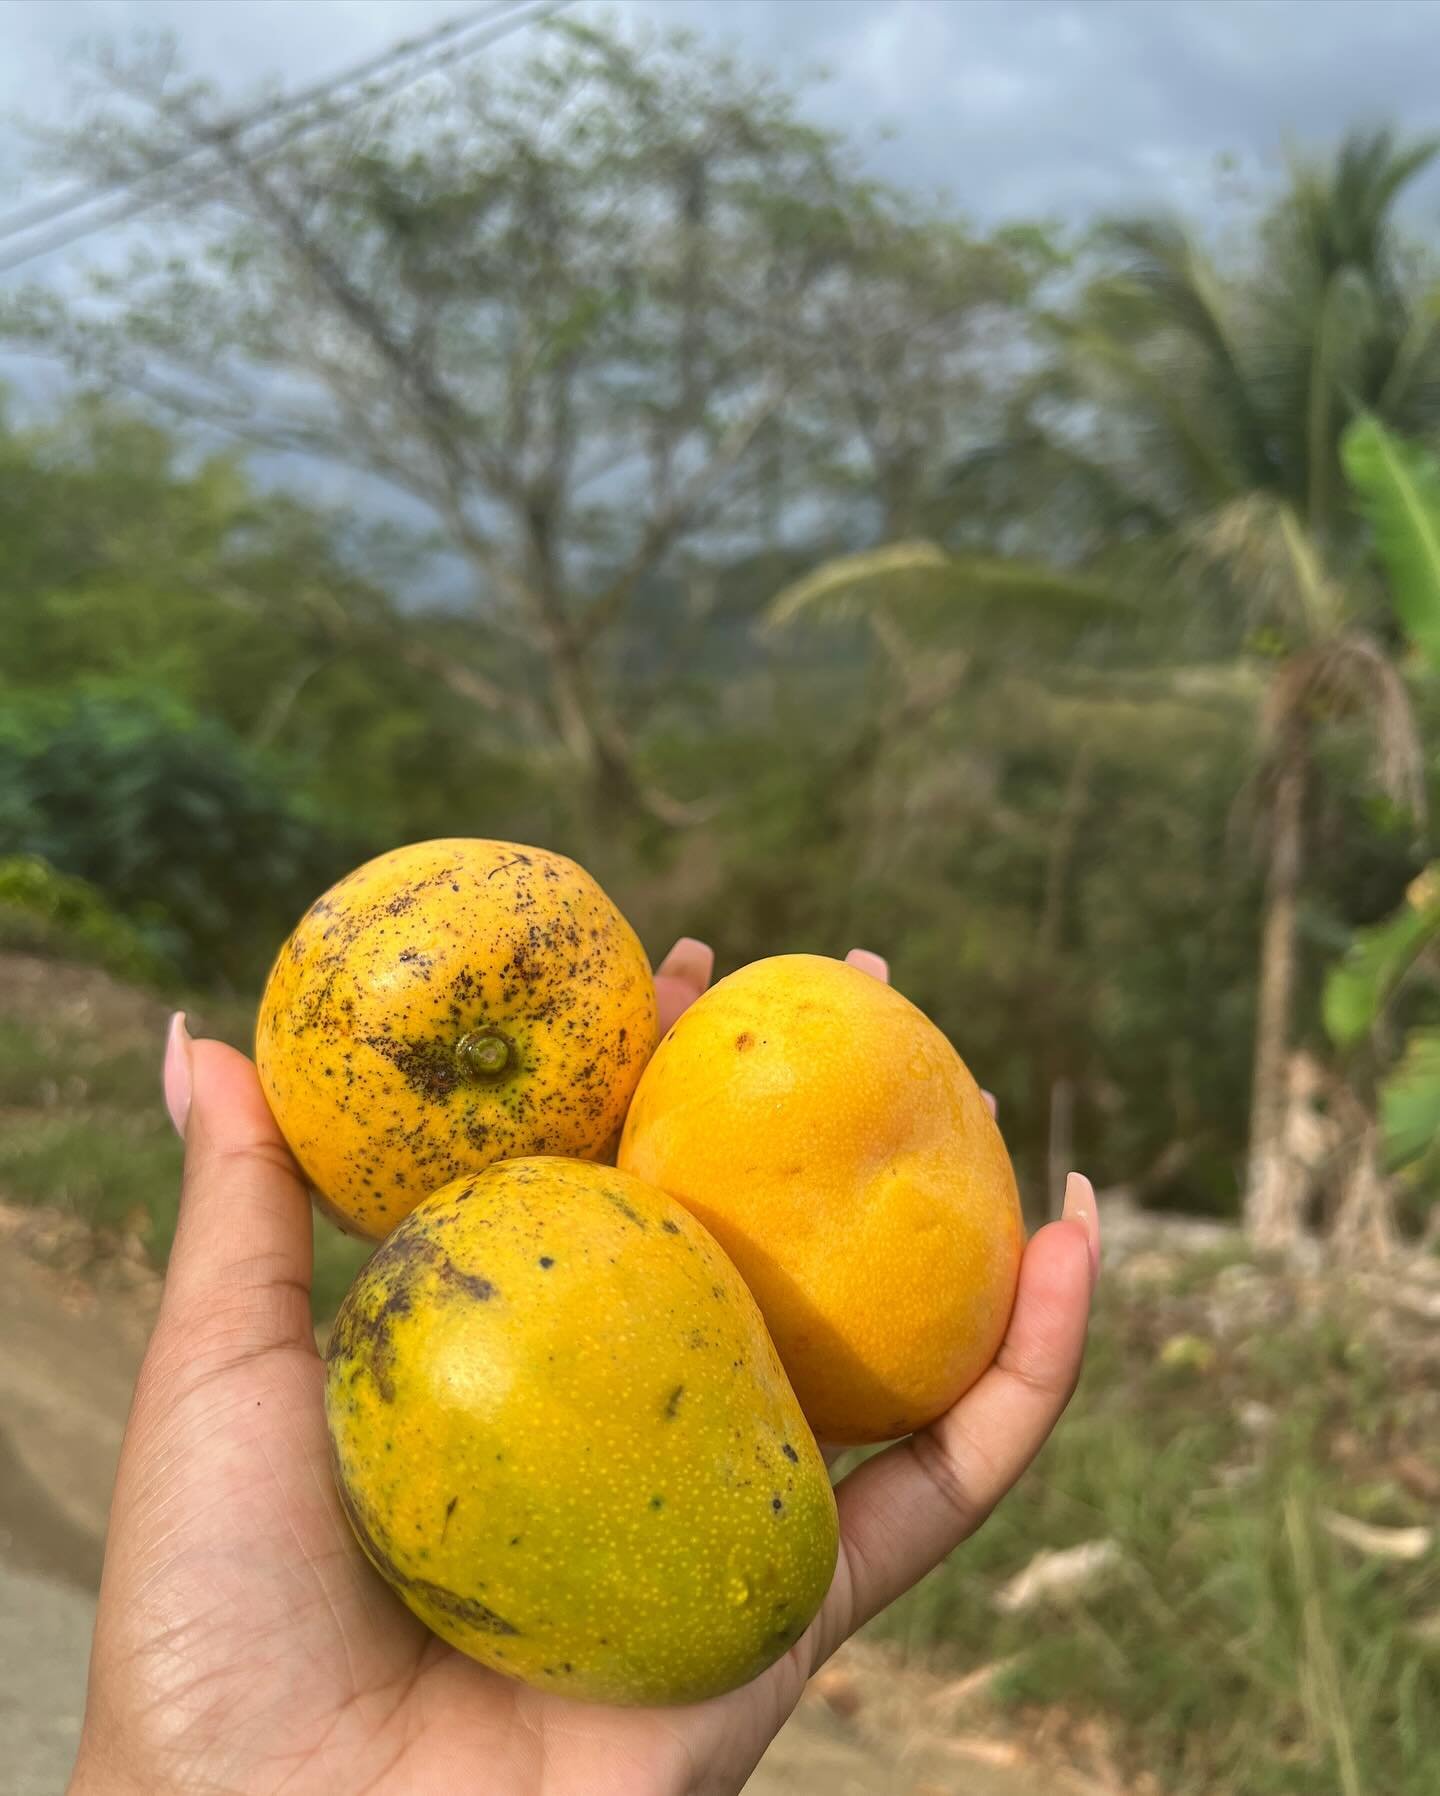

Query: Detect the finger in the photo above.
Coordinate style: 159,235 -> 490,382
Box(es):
844,947 -> 889,983
655,936 -> 715,1032
1062,1169 -> 1101,1283
159,1014 -> 315,1358
821,1210 -> 1093,1652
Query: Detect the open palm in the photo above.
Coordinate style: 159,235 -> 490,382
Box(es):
71,941 -> 1096,1796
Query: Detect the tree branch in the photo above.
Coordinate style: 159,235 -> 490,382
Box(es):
576,375 -> 788,646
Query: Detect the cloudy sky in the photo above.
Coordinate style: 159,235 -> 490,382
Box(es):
3,0 -> 1440,234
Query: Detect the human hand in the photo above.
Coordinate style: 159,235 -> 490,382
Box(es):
71,939 -> 1097,1796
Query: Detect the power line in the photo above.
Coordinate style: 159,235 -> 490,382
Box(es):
0,4 -> 494,242
0,0 -> 569,278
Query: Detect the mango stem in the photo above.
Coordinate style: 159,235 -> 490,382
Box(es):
457,1030 -> 512,1077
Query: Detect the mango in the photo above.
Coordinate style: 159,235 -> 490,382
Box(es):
257,839 -> 657,1238
618,953 -> 1023,1444
324,1157 -> 838,1706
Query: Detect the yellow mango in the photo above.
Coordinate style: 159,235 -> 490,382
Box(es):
256,839 -> 657,1239
324,1157 -> 838,1706
619,953 -> 1023,1445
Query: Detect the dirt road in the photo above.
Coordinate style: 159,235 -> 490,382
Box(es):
0,1229 -> 1042,1796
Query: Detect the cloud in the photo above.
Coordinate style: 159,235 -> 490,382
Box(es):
5,0 -> 1440,233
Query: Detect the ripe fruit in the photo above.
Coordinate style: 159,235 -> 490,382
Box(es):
324,1158 -> 838,1706
257,840 -> 657,1239
618,953 -> 1023,1444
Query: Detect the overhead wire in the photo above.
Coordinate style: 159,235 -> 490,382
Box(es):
0,0 -> 570,277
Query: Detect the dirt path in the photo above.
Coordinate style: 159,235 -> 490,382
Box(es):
0,1229 -> 1050,1795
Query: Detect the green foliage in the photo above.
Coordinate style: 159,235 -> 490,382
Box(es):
1341,416 -> 1440,672
0,854 -> 175,983
1324,881 -> 1440,1047
0,687 -> 364,985
1379,1027 -> 1440,1171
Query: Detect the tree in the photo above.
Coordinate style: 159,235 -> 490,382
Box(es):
958,132 -> 1440,1245
4,19 -> 1030,824
1322,419 -> 1440,1249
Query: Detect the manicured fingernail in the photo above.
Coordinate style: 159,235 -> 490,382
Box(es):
982,1088 -> 998,1118
845,948 -> 889,983
1062,1171 -> 1100,1287
163,1011 -> 193,1138
657,937 -> 714,986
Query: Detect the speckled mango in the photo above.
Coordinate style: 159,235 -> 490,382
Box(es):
618,953 -> 1024,1445
256,839 -> 658,1239
323,1157 -> 838,1705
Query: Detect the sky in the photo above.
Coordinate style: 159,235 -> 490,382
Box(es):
4,0 -> 1440,235
2,0 -> 1439,500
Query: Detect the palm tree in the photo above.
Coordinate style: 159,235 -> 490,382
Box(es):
771,132 -> 1440,1247
1051,132 -> 1440,1247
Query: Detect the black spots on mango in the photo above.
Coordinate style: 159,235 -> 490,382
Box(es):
327,1271 -> 413,1403
442,1495 -> 458,1541
603,1187 -> 648,1229
438,1260 -> 496,1303
735,1031 -> 755,1052
538,1255 -> 555,1269
416,1575 -> 518,1636
487,852 -> 533,881
771,1496 -> 784,1514
649,1495 -> 665,1511
397,946 -> 434,980
662,1384 -> 685,1421
337,1479 -> 519,1636
333,1214 -> 497,1399
661,1219 -> 681,1236
782,1442 -> 800,1464
365,1033 -> 463,1103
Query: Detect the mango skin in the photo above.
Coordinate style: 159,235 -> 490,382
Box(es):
618,954 -> 1024,1445
323,1158 -> 839,1707
256,839 -> 658,1239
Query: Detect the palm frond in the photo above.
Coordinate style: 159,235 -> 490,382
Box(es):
1188,495 -> 1346,638
764,541 -> 1129,645
1341,414 -> 1440,670
1272,631 -> 1425,818
1097,215 -> 1274,487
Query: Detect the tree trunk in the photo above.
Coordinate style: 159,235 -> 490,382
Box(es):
1244,722 -> 1309,1248
1330,1126 -> 1397,1261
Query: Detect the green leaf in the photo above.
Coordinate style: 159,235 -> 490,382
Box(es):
1379,1027 -> 1440,1167
765,541 -> 952,629
1341,414 -> 1440,671
1323,876 -> 1440,1046
764,540 -> 1128,641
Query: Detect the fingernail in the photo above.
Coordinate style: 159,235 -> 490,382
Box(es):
163,1011 -> 193,1139
1062,1171 -> 1100,1287
657,936 -> 715,986
982,1088 -> 998,1118
845,948 -> 889,983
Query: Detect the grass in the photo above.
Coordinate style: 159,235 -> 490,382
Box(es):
869,1286 -> 1440,1795
0,994 -> 370,1319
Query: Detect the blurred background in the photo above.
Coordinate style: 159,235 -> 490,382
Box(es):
2,3 -> 1439,1792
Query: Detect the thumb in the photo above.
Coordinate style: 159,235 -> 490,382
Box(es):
158,1012 -> 317,1360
